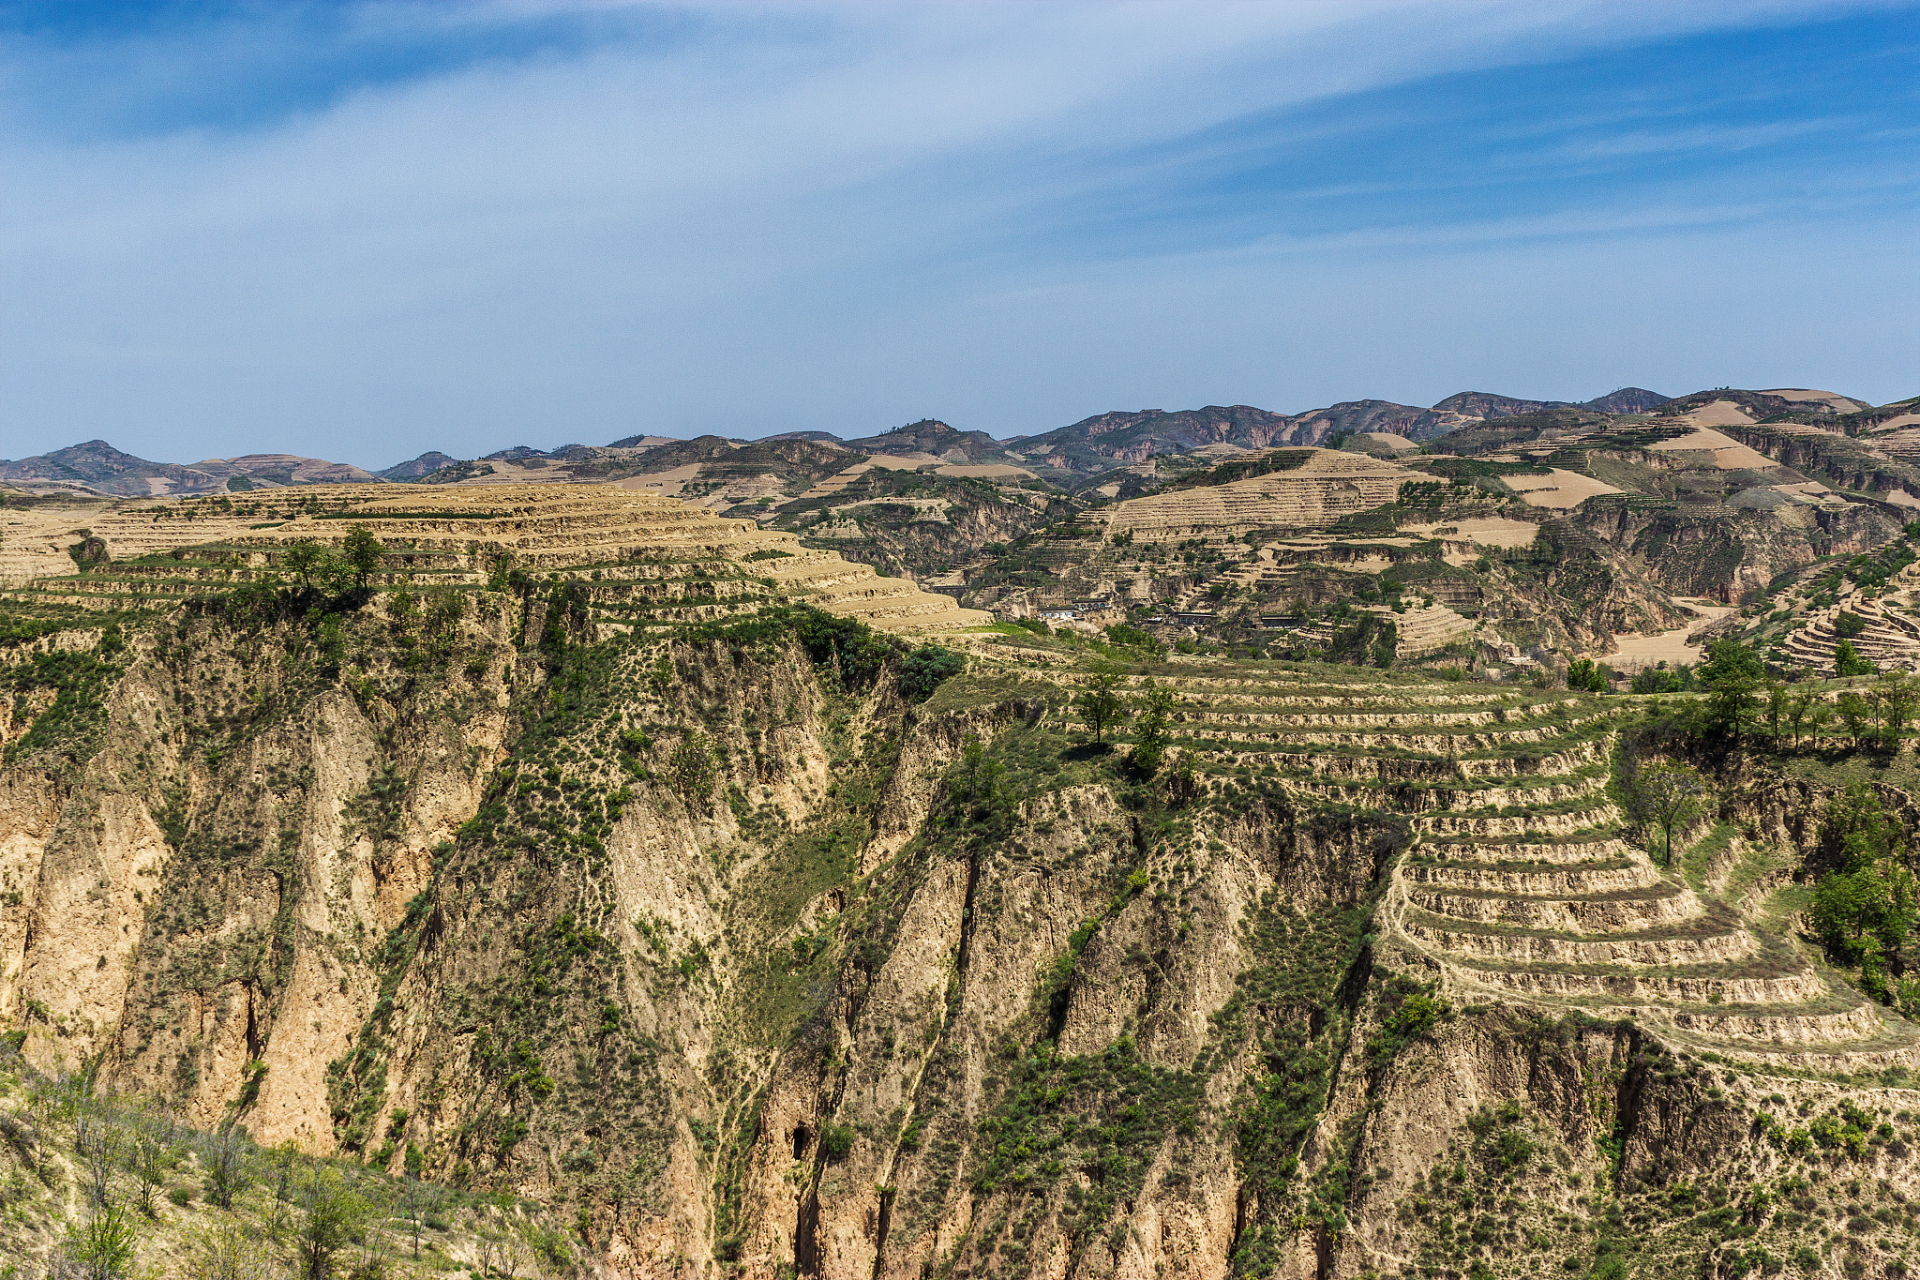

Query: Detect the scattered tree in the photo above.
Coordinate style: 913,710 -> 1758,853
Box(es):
127,1106 -> 179,1220
899,645 -> 964,702
951,734 -> 1008,823
1073,672 -> 1124,743
1784,685 -> 1830,750
425,591 -> 466,646
1836,691 -> 1873,747
1812,782 -> 1918,1003
401,1174 -> 431,1259
1762,680 -> 1789,748
1566,658 -> 1607,693
1873,672 -> 1920,750
1835,638 -> 1876,678
295,1168 -> 368,1280
341,525 -> 386,589
264,1138 -> 300,1238
73,1107 -> 121,1209
1697,639 -> 1763,740
1630,661 -> 1694,694
201,1122 -> 251,1210
1130,679 -> 1176,775
388,589 -> 419,638
280,540 -> 327,589
1104,622 -> 1158,653
1627,762 -> 1708,866
188,1217 -> 279,1280
58,1200 -> 138,1280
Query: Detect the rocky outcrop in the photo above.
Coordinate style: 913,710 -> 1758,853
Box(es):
1578,494 -> 1904,604
7,592 -> 1920,1280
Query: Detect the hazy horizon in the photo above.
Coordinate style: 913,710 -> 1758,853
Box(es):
0,380 -> 1821,475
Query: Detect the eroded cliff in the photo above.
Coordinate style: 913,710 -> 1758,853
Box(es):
6,580 -> 1920,1280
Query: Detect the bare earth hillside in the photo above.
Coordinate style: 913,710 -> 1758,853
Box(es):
5,478 -> 1920,1280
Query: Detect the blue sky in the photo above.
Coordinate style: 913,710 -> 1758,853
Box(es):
1,1 -> 1915,468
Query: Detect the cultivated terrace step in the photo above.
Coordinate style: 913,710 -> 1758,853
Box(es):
1406,879 -> 1699,934
5,482 -> 992,635
1667,1000 -> 1886,1046
1403,857 -> 1661,896
1443,954 -> 1830,1006
1398,904 -> 1755,966
1416,834 -> 1636,864
1001,651 -> 1920,1060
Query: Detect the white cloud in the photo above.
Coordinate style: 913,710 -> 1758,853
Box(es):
0,0 -> 1909,466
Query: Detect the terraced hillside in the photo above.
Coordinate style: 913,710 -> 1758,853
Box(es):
3,483 -> 988,634
5,559 -> 1920,1280
1782,591 -> 1920,675
1728,528 -> 1920,675
845,643 -> 1920,1280
13,456 -> 1920,1279
1046,657 -> 1916,1064
1103,448 -> 1417,541
0,490 -> 305,582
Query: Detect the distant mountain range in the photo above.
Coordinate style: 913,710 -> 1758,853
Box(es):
0,439 -> 380,497
8,385 -> 1899,499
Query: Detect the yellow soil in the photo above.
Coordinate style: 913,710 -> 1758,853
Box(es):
1647,427 -> 1776,470
1760,421 -> 1847,437
812,496 -> 950,528
1106,448 -> 1415,540
1762,389 -> 1869,412
4,483 -> 991,634
1500,469 -> 1623,509
0,498 -> 268,584
935,464 -> 1034,479
1605,598 -> 1736,671
1401,517 -> 1539,549
446,460 -> 584,485
1354,433 -> 1417,452
793,464 -> 874,501
613,463 -> 702,497
1681,400 -> 1758,427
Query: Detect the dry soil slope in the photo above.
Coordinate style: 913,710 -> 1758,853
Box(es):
1104,448 -> 1418,541
6,483 -> 991,634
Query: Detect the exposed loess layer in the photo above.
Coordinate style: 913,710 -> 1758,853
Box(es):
1103,449 -> 1415,542
2,592 -> 1918,1280
5,483 -> 990,634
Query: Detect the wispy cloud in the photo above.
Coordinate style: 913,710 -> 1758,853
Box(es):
0,1 -> 1914,466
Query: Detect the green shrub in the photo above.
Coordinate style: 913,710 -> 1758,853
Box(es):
59,1202 -> 138,1279
668,734 -> 718,808
900,646 -> 964,702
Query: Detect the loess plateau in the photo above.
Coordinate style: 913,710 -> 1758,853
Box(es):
1,481 -> 1919,1280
